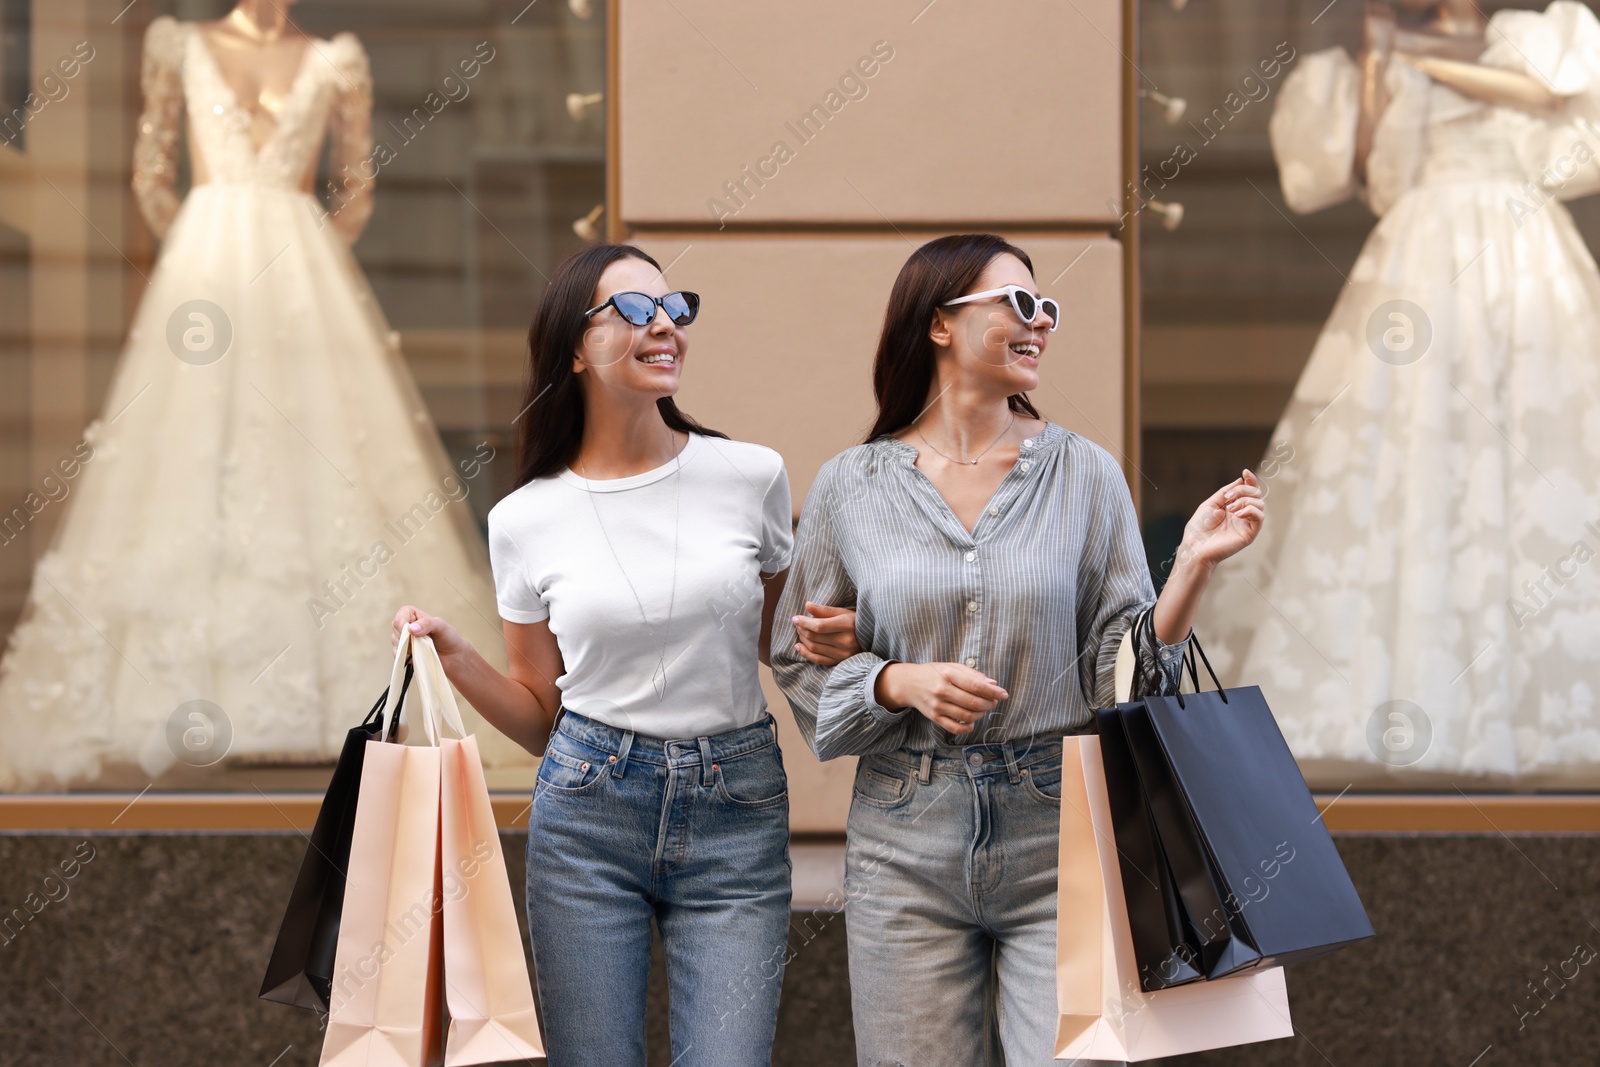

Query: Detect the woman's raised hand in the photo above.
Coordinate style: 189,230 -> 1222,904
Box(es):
1179,468 -> 1265,570
392,604 -> 470,659
792,601 -> 863,666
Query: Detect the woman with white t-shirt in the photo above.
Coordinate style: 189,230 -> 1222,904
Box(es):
392,244 -> 857,1067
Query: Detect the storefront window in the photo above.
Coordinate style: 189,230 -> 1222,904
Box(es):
0,0 -> 603,792
1140,1 -> 1600,791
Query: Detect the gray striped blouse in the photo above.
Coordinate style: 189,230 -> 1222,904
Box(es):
771,421 -> 1187,761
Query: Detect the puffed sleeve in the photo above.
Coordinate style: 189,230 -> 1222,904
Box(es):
769,457 -> 911,761
131,16 -> 186,238
1482,1 -> 1600,202
1269,47 -> 1362,214
1363,56 -> 1431,216
323,32 -> 375,243
1075,445 -> 1187,709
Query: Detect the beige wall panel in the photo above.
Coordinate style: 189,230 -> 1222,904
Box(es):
618,0 -> 1122,226
634,233 -> 1125,503
761,670 -> 856,834
634,232 -> 1124,831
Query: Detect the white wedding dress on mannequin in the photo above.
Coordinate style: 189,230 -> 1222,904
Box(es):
1197,1 -> 1600,786
0,17 -> 520,788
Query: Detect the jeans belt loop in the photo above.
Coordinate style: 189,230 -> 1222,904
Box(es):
612,729 -> 634,778
698,736 -> 716,787
1001,741 -> 1022,784
917,751 -> 933,785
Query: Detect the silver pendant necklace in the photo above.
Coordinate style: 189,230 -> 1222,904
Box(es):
578,433 -> 683,700
915,412 -> 1016,466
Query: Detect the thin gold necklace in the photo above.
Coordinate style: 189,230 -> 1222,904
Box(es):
915,412 -> 1016,466
578,433 -> 684,700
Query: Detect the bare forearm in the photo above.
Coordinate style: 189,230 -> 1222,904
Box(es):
1406,55 -> 1565,114
1154,467 -> 1262,646
438,642 -> 556,755
759,569 -> 787,669
1391,29 -> 1482,62
1356,48 -> 1390,182
1151,554 -> 1214,646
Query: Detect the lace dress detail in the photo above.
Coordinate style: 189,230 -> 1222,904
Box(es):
324,35 -> 375,242
132,19 -> 376,242
0,17 -> 518,789
131,17 -> 186,236
1198,1 -> 1600,786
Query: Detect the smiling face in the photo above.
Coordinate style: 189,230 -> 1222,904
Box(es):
931,252 -> 1050,397
572,255 -> 687,402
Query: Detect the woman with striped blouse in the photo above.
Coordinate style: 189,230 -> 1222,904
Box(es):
771,233 -> 1264,1065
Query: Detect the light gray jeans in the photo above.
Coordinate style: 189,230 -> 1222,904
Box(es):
843,737 -> 1122,1067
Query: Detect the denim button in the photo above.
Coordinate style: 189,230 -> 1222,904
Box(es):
967,753 -> 983,767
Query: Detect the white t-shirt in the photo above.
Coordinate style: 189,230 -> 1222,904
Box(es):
487,433 -> 793,739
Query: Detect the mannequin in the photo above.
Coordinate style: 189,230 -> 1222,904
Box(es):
1357,0 -> 1566,179
199,1 -> 314,160
1195,0 -> 1600,785
0,3 -> 517,788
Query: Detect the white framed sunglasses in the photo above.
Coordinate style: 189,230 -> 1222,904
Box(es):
942,284 -> 1061,332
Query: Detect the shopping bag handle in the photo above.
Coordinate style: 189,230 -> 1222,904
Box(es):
1185,633 -> 1224,700
379,632 -> 413,741
379,628 -> 469,745
1124,608 -> 1227,708
362,656 -> 413,742
411,631 -> 469,744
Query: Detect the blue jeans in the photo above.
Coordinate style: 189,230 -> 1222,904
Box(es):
525,709 -> 793,1067
844,737 -> 1117,1067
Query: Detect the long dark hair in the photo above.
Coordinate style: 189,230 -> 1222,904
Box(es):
864,233 -> 1043,443
513,243 -> 726,487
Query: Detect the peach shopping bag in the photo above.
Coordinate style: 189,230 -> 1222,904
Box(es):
321,630 -> 544,1066
1054,734 -> 1294,1061
415,633 -> 546,1064
320,633 -> 447,1067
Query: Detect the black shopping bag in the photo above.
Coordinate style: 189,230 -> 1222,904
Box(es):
1097,696 -> 1212,990
259,660 -> 412,1010
1098,611 -> 1374,991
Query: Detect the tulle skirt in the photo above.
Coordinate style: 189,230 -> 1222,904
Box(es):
0,183 -> 520,789
1195,178 -> 1600,787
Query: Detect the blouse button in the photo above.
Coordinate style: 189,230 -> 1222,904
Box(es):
1020,461 -> 1032,472
964,657 -> 978,668
1022,438 -> 1034,449
988,505 -> 999,516
964,551 -> 977,562
966,600 -> 979,613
